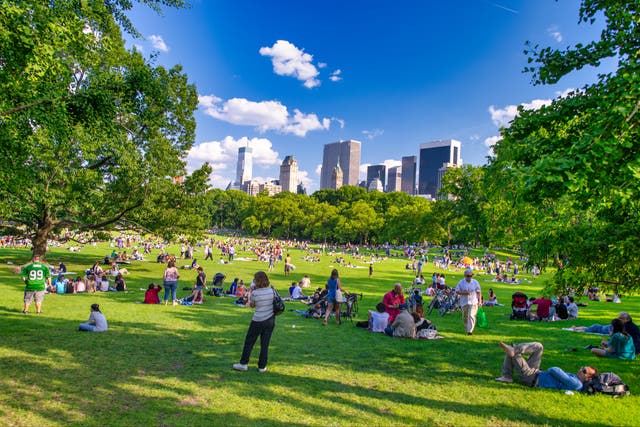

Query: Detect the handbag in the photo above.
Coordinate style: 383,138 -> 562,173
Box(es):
477,306 -> 488,328
335,288 -> 346,303
272,286 -> 285,316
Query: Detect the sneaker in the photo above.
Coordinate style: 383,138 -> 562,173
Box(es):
232,363 -> 248,371
258,367 -> 267,373
494,376 -> 513,383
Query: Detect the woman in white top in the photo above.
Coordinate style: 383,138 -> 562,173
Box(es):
78,304 -> 108,332
233,271 -> 276,373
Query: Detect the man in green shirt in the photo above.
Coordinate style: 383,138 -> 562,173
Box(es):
21,255 -> 51,314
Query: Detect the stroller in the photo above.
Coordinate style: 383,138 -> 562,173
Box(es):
208,272 -> 226,296
510,291 -> 528,320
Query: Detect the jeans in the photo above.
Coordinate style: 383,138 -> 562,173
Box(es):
502,342 -> 543,386
164,281 -> 178,302
240,316 -> 275,369
79,323 -> 97,332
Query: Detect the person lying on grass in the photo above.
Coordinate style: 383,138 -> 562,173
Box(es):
495,342 -> 596,391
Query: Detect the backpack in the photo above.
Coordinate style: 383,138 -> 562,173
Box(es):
583,372 -> 630,397
555,303 -> 568,320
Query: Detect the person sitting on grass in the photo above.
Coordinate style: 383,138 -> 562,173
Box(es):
368,302 -> 390,333
384,304 -> 415,338
495,341 -> 597,391
483,288 -> 499,306
78,304 -> 108,332
114,273 -> 127,292
144,283 -> 162,304
590,318 -> 636,360
618,312 -> 640,354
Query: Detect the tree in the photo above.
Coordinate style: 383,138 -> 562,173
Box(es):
491,0 -> 640,293
0,1 -> 196,258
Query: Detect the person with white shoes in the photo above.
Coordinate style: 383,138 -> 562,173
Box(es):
233,271 -> 275,373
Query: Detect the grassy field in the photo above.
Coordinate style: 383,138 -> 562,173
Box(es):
0,239 -> 638,426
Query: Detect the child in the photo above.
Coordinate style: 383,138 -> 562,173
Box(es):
78,304 -> 108,332
409,289 -> 423,312
144,283 -> 162,304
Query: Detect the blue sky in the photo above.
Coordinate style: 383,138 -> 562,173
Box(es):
124,0 -> 611,192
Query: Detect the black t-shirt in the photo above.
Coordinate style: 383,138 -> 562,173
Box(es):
196,272 -> 206,288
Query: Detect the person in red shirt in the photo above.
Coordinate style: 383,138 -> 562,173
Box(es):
144,283 -> 162,304
382,283 -> 405,323
531,296 -> 553,320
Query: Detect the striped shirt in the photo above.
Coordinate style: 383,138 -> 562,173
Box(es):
250,287 -> 275,321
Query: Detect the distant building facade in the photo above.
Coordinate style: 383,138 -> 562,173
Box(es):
368,177 -> 383,192
279,155 -> 299,193
320,140 -> 361,189
330,164 -> 343,190
236,146 -> 253,187
366,164 -> 386,190
418,139 -> 461,198
386,166 -> 402,192
401,155 -> 417,195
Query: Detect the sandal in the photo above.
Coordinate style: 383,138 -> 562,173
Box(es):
322,319 -> 327,326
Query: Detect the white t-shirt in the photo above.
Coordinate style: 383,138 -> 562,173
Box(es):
369,310 -> 390,332
455,278 -> 481,306
291,285 -> 303,299
89,311 -> 108,332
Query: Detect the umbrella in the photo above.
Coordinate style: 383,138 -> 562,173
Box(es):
462,257 -> 473,266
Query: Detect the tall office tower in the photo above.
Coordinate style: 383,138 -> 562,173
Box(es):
418,139 -> 461,198
366,164 -> 386,190
236,146 -> 253,186
401,155 -> 417,195
279,155 -> 299,193
386,166 -> 402,192
330,164 -> 343,190
320,140 -> 361,188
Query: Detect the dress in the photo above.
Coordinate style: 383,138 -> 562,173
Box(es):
326,278 -> 339,304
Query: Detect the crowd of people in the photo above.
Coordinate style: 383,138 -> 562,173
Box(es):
14,235 -> 635,392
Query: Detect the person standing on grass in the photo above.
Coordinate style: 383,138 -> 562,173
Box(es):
78,304 -> 108,332
233,271 -> 276,373
21,255 -> 51,315
163,260 -> 180,306
323,269 -> 345,326
455,268 -> 482,335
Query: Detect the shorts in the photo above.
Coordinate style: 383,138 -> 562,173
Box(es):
194,286 -> 204,291
24,290 -> 45,304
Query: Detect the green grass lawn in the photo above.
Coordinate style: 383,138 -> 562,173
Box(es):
1,240 -> 638,426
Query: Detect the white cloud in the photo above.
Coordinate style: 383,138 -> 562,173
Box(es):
317,62 -> 327,69
332,117 -> 345,129
186,136 -> 280,188
547,26 -> 563,43
198,94 -> 331,137
484,135 -> 501,158
259,40 -> 320,88
469,134 -> 480,141
488,89 -> 576,128
315,164 -> 322,176
133,44 -> 144,52
362,128 -> 384,140
329,69 -> 342,82
381,159 -> 402,169
148,35 -> 169,52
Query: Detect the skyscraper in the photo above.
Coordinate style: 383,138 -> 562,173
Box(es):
401,155 -> 417,195
320,140 -> 361,189
366,165 -> 386,190
330,164 -> 343,190
418,139 -> 461,198
387,166 -> 402,192
236,146 -> 253,186
279,155 -> 299,193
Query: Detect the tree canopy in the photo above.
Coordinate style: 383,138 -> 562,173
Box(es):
0,0 -> 199,257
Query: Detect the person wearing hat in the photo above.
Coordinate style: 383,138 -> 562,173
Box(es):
384,303 -> 416,338
455,268 -> 482,335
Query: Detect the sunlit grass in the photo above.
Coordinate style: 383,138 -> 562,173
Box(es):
0,240 -> 638,426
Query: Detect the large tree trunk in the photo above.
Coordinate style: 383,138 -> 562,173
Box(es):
32,209 -> 55,261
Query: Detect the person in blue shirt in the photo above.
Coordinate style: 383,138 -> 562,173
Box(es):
495,341 -> 597,390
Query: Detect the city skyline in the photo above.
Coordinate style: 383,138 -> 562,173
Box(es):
124,1 -> 613,193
